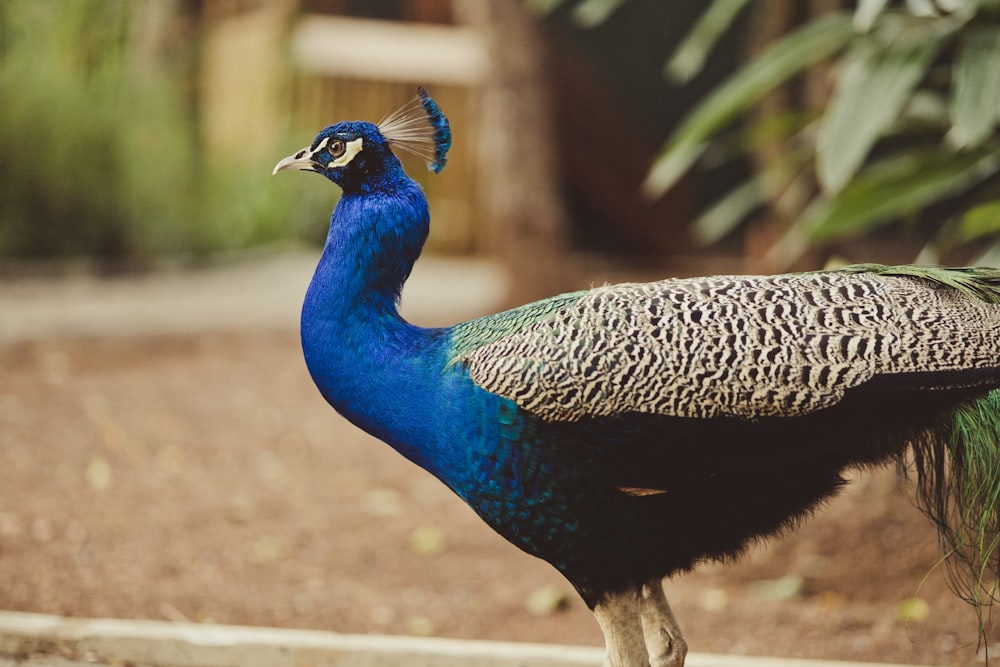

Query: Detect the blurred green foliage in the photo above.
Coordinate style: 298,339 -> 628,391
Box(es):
554,0 -> 1000,267
0,0 -> 330,267
648,0 -> 1000,267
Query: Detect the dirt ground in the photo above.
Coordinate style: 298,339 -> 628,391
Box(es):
1,331 -> 999,665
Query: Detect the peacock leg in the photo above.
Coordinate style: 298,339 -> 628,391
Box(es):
640,579 -> 687,667
594,587 -> 651,667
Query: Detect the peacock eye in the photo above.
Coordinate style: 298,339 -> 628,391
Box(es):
328,139 -> 347,159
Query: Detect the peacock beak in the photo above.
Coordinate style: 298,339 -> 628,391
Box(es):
272,146 -> 321,175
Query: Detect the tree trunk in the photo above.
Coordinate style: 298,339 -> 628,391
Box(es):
455,0 -> 575,306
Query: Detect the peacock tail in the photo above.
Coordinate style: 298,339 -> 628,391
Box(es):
867,266 -> 1000,615
840,263 -> 1000,304
909,388 -> 1000,613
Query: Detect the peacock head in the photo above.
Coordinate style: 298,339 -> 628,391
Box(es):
272,121 -> 389,192
273,88 -> 451,193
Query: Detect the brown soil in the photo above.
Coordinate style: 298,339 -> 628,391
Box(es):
1,331 -> 997,665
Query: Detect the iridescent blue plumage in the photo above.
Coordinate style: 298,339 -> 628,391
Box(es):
275,91 -> 1000,667
417,86 -> 451,174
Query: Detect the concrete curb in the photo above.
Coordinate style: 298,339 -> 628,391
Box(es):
0,611 -> 925,667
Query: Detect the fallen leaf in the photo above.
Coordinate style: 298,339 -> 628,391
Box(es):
410,525 -> 445,555
700,587 -> 729,612
249,536 -> 286,564
525,584 -> 570,616
86,457 -> 112,491
815,590 -> 845,609
897,597 -> 930,622
749,575 -> 803,601
406,615 -> 435,636
361,488 -> 402,516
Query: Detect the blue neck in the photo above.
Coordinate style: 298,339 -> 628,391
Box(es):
309,182 -> 428,321
300,175 -> 451,470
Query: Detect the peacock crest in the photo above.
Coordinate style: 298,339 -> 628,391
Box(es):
377,87 -> 452,174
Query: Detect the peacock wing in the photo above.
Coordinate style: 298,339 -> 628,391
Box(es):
454,265 -> 1000,423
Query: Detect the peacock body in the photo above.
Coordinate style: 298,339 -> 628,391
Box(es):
274,90 -> 1000,667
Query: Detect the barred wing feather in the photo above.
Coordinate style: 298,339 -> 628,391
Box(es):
458,266 -> 1000,422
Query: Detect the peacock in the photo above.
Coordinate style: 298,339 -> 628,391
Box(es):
274,89 -> 1000,667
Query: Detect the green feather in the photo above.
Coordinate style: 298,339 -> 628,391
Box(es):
837,263 -> 1000,304
847,261 -> 1000,616
448,290 -> 588,366
907,389 -> 1000,626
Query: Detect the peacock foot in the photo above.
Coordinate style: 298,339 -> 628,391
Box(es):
594,580 -> 687,667
641,579 -> 687,667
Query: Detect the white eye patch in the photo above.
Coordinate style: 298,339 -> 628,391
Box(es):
327,137 -> 364,168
